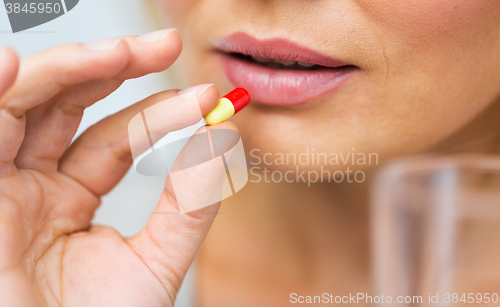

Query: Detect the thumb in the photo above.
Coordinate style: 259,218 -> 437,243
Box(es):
127,121 -> 242,303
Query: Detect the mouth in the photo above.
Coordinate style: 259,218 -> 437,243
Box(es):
214,32 -> 358,106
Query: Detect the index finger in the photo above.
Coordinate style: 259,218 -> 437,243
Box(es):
0,47 -> 19,174
59,84 -> 219,196
128,85 -> 212,164
0,47 -> 18,97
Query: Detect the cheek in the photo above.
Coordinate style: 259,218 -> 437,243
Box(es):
355,0 -> 500,145
357,0 -> 500,79
155,0 -> 201,24
357,0 -> 499,43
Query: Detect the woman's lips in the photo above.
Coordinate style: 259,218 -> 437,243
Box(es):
214,32 -> 358,106
220,54 -> 357,106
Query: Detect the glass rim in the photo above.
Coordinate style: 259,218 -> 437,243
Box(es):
376,153 -> 500,181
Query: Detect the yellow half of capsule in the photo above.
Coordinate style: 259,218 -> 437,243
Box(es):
204,97 -> 235,126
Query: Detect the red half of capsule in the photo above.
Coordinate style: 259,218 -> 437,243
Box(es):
223,87 -> 250,114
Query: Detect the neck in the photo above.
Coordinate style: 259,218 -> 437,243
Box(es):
432,95 -> 500,154
199,173 -> 373,293
197,96 -> 500,303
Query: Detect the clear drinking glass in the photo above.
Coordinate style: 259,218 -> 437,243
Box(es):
371,154 -> 500,306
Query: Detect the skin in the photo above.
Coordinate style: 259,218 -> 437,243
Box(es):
1,0 -> 500,306
158,0 -> 500,168
154,0 -> 500,306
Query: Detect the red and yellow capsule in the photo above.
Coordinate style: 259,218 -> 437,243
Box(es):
204,88 -> 250,125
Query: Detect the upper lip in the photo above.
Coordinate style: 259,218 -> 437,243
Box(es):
213,32 -> 349,68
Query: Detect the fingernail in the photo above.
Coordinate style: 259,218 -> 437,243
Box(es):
136,28 -> 177,43
178,84 -> 215,99
83,38 -> 122,51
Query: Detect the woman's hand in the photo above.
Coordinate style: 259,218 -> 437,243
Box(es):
0,29 -> 234,307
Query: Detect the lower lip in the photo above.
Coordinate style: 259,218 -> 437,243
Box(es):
220,54 -> 357,106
